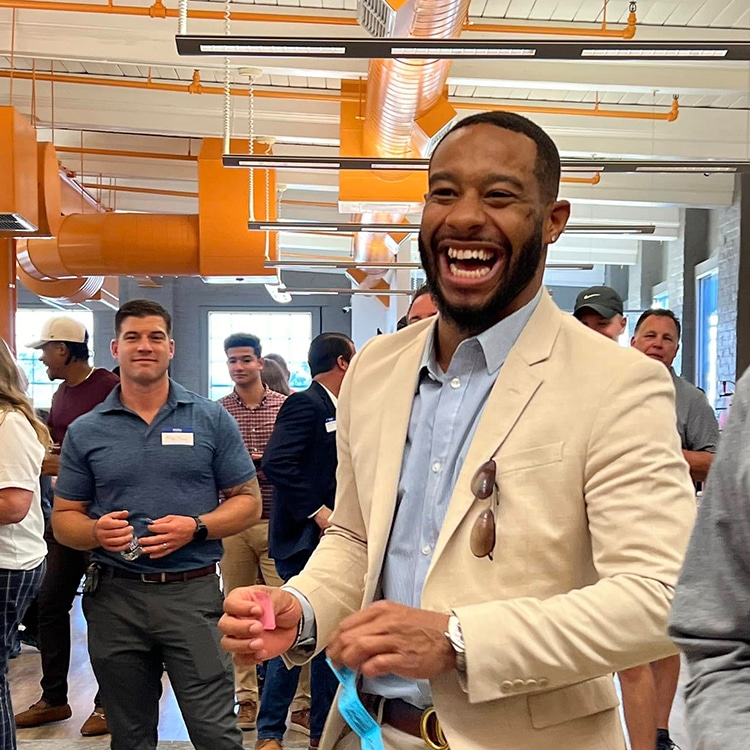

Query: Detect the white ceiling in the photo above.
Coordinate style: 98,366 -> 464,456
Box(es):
0,0 -> 748,269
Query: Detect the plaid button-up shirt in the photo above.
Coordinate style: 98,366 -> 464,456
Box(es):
218,387 -> 287,519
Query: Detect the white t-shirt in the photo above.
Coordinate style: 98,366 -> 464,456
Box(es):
0,410 -> 46,570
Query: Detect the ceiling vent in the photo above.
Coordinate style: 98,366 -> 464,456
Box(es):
357,0 -> 414,38
0,213 -> 37,233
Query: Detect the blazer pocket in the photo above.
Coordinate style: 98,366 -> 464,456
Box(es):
499,442 -> 564,475
527,675 -> 620,729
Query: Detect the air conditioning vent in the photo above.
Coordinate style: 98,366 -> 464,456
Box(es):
357,0 -> 395,38
0,213 -> 38,233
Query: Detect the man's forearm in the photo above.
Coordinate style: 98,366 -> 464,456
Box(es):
52,506 -> 98,550
684,450 -> 714,483
205,491 -> 261,539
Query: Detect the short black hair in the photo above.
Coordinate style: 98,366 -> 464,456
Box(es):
224,333 -> 262,358
407,285 -> 431,313
64,341 -> 90,363
115,299 -> 172,336
435,111 -> 561,203
308,332 -> 354,378
634,308 -> 682,340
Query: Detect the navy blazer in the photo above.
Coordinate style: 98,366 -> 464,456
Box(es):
262,381 -> 338,562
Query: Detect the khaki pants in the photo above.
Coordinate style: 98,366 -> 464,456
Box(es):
221,520 -> 310,708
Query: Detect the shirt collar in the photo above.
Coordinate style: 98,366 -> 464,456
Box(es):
100,379 -> 195,413
318,383 -> 338,408
231,384 -> 270,409
419,286 -> 543,380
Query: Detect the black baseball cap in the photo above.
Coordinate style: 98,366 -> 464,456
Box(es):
573,286 -> 624,319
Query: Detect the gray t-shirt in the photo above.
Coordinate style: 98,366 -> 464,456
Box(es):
56,380 -> 256,573
672,369 -> 719,453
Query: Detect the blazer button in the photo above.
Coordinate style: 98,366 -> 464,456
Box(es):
500,681 -> 513,693
538,678 -> 549,688
512,679 -> 525,692
526,679 -> 537,689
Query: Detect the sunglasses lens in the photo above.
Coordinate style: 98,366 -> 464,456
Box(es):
471,459 -> 496,500
470,508 -> 496,558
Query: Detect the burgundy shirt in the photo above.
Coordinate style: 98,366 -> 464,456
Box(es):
218,387 -> 286,519
48,368 -> 120,447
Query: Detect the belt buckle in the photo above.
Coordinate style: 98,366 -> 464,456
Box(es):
419,707 -> 448,750
140,572 -> 167,583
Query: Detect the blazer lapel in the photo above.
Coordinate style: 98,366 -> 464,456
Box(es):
362,327 -> 432,602
427,291 -> 563,571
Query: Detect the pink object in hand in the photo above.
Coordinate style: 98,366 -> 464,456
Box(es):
252,591 -> 276,630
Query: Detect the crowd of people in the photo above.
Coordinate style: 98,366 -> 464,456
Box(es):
0,111 -> 744,750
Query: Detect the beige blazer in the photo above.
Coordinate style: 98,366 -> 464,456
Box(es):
288,290 -> 696,750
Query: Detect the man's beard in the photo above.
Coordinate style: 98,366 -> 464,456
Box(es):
418,221 -> 544,335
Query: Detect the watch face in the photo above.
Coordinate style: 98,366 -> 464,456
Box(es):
193,518 -> 208,542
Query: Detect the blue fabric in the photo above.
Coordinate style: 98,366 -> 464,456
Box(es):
56,380 -> 256,573
362,289 -> 541,708
256,555 -> 337,742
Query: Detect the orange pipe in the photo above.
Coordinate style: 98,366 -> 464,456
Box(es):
0,0 -> 359,25
81,182 -> 198,198
0,0 -> 638,37
16,261 -> 106,304
20,213 -> 200,279
57,145 -> 197,162
0,70 -> 680,123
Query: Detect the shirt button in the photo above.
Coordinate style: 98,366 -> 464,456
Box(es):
421,545 -> 431,555
450,377 -> 461,389
432,462 -> 441,473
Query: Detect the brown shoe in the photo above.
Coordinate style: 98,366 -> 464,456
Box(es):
256,740 -> 283,750
290,707 -> 311,736
14,699 -> 72,728
80,707 -> 109,736
237,700 -> 258,730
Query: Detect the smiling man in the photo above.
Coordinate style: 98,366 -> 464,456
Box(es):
219,112 -> 696,750
51,299 -> 261,750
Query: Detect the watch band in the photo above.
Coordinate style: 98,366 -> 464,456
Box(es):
445,614 -> 467,674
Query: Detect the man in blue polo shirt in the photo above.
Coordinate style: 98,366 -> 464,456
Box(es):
52,299 -> 261,750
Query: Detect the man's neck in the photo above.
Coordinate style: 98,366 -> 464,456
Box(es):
63,361 -> 94,387
314,372 -> 342,398
234,378 -> 266,407
119,376 -> 170,423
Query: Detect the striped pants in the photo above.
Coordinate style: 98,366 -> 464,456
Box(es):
0,563 -> 45,750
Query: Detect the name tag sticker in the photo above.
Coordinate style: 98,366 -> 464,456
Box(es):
161,428 -> 194,446
325,419 -> 337,433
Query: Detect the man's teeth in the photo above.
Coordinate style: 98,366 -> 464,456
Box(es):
449,264 -> 491,278
446,247 -> 495,261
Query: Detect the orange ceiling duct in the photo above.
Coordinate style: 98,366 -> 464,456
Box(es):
15,135 -> 279,304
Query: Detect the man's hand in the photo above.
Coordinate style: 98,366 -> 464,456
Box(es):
220,586 -> 302,665
139,515 -> 196,559
314,506 -> 332,530
93,510 -> 134,552
327,601 -> 454,680
41,453 -> 61,477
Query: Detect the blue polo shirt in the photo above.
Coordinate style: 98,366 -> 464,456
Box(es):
56,380 -> 256,573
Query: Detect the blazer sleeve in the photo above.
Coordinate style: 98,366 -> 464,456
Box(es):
261,393 -> 327,523
668,372 -> 750,750
284,352 -> 369,649
454,355 -> 697,704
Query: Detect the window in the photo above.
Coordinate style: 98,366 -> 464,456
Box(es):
696,269 -> 719,409
652,292 -> 669,309
208,311 -> 313,401
16,309 -> 95,409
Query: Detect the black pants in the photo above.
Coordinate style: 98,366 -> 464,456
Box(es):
36,532 -> 101,707
83,571 -> 243,750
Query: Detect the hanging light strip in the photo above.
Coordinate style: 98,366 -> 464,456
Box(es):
176,37 -> 750,60
224,155 -> 750,173
253,221 -> 655,234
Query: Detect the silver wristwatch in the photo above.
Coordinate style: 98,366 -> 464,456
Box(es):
444,614 -> 467,674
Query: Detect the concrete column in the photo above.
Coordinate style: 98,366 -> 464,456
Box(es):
681,209 -> 710,381
0,239 -> 16,352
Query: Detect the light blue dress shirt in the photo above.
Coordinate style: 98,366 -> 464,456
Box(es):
362,288 -> 542,708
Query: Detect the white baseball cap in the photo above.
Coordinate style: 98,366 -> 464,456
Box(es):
27,317 -> 89,349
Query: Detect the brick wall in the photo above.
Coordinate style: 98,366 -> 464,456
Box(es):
715,202 -> 741,384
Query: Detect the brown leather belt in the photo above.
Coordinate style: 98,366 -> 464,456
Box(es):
106,564 -> 216,584
361,695 -> 449,749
